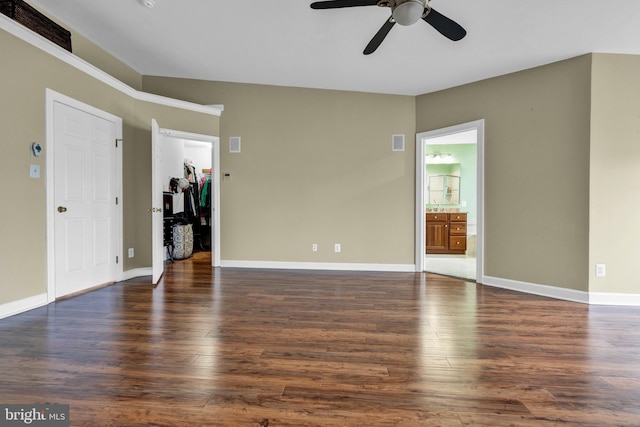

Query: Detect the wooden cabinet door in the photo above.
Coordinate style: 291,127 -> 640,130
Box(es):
426,217 -> 448,253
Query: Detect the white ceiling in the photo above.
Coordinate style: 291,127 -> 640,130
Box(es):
26,0 -> 640,96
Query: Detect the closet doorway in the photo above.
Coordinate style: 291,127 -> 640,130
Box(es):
151,120 -> 220,284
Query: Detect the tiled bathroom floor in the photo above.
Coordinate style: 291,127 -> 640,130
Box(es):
424,254 -> 477,281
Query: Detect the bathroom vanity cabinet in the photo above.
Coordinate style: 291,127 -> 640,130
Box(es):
426,212 -> 467,254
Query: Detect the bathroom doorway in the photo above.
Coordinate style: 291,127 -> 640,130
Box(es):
415,120 -> 484,282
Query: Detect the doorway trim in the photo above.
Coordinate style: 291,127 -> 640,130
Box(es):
158,127 -> 221,267
415,119 -> 485,282
46,89 -> 124,302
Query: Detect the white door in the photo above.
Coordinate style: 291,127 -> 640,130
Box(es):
54,101 -> 117,297
151,119 -> 164,284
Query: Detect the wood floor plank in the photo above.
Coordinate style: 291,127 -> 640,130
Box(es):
1,251 -> 640,426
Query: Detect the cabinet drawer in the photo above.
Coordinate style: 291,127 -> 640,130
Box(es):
449,236 -> 466,251
426,213 -> 447,222
449,222 -> 467,235
448,213 -> 467,222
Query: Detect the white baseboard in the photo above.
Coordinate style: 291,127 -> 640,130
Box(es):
0,267 -> 152,319
221,260 -> 416,272
0,293 -> 48,320
482,275 -> 590,304
120,268 -> 153,281
483,276 -> 640,306
589,292 -> 640,306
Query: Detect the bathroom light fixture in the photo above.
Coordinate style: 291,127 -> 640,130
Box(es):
426,153 -> 454,164
391,0 -> 426,26
141,0 -> 156,9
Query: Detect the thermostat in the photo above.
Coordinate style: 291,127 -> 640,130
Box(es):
31,142 -> 42,157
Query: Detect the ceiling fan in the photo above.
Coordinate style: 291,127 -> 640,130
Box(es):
310,0 -> 466,55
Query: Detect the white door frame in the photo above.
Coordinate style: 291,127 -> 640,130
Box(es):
46,89 -> 123,302
415,119 -> 484,282
157,127 -> 221,267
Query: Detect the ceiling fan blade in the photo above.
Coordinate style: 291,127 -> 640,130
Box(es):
363,18 -> 395,55
311,0 -> 379,9
422,8 -> 466,41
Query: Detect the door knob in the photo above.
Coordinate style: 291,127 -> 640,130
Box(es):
57,206 -> 67,213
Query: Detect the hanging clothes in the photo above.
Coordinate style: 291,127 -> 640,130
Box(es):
184,160 -> 197,184
200,178 -> 210,210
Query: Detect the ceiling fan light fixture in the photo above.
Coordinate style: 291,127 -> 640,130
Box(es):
392,0 -> 424,26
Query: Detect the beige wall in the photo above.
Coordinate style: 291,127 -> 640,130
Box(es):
590,53 -> 640,295
71,32 -> 143,91
417,56 -> 593,291
143,78 -> 416,264
0,27 -> 218,306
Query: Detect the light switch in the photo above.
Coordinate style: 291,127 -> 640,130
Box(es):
30,164 -> 40,179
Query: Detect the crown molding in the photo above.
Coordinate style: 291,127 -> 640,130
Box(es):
1,14 -> 222,116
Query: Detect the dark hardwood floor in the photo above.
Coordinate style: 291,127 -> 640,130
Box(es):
1,252 -> 640,426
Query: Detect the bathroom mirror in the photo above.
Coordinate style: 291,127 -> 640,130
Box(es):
427,164 -> 461,205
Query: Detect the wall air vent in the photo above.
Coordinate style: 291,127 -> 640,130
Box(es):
392,134 -> 405,152
229,137 -> 241,153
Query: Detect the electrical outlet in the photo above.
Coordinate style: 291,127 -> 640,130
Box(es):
312,243 -> 318,252
595,264 -> 606,277
334,243 -> 341,253
128,248 -> 135,258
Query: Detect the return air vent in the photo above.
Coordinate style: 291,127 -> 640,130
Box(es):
229,137 -> 241,153
392,134 -> 405,152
